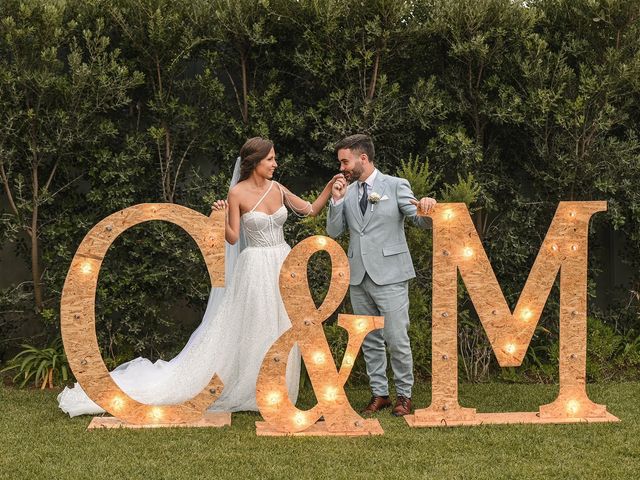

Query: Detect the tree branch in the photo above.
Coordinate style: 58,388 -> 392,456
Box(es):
0,160 -> 20,219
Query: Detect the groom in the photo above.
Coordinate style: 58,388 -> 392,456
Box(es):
327,134 -> 436,416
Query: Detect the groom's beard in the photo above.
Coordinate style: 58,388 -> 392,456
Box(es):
343,162 -> 364,183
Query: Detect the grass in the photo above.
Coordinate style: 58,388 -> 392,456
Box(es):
1,382 -> 639,479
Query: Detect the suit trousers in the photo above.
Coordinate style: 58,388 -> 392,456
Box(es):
349,273 -> 414,398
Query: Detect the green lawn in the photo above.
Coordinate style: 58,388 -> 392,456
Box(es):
1,382 -> 639,479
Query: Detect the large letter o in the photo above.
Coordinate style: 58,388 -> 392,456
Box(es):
61,204 -> 225,425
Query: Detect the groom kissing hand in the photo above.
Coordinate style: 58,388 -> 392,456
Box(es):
327,134 -> 436,417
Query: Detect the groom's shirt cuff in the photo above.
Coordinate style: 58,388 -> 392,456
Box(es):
330,197 -> 345,207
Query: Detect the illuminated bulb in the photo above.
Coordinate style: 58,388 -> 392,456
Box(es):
80,262 -> 92,275
569,211 -> 576,218
293,412 -> 306,426
551,244 -> 558,252
571,244 -> 578,251
443,209 -> 454,220
505,343 -> 517,355
267,391 -> 281,405
356,319 -> 368,333
324,386 -> 338,402
316,237 -> 327,247
566,399 -> 580,415
463,247 -> 474,258
521,308 -> 533,322
111,396 -> 124,411
313,351 -> 326,365
149,407 -> 163,421
343,354 -> 354,366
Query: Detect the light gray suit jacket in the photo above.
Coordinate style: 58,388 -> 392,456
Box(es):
326,172 -> 432,286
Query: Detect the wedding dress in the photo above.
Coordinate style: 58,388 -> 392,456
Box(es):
57,180 -> 301,416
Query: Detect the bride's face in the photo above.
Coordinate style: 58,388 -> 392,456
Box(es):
255,147 -> 277,180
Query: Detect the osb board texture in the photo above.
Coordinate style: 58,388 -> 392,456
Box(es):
256,236 -> 384,435
405,411 -> 619,428
61,204 -> 226,425
413,202 -> 611,424
88,412 -> 232,430
255,419 -> 383,436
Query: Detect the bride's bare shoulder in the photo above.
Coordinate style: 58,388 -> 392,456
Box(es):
228,182 -> 247,197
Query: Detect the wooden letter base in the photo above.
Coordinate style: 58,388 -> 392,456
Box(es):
255,419 -> 384,437
404,411 -> 619,428
88,412 -> 232,430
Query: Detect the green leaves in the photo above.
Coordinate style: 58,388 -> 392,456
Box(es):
395,154 -> 438,199
1,337 -> 70,388
1,0 -> 640,381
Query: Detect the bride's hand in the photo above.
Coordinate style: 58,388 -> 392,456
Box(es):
328,173 -> 344,185
211,200 -> 228,211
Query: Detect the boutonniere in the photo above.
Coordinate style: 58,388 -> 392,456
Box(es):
368,192 -> 388,211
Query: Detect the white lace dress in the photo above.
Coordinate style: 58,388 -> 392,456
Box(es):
57,184 -> 300,416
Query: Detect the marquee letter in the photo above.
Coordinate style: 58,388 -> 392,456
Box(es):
406,202 -> 619,427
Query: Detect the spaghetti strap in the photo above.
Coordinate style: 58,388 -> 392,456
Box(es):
274,182 -> 285,207
249,181 -> 275,213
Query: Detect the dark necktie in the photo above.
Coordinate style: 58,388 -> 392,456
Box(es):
359,182 -> 368,215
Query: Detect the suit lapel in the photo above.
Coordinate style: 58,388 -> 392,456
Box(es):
362,173 -> 388,231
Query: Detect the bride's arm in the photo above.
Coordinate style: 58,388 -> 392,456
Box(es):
212,188 -> 241,244
280,174 -> 342,217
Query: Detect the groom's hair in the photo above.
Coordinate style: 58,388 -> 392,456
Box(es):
334,134 -> 375,163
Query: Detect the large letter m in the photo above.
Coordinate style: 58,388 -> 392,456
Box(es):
406,201 -> 619,427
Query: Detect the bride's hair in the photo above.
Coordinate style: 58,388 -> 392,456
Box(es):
238,137 -> 274,182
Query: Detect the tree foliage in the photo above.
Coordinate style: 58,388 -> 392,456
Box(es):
1,0 -> 639,381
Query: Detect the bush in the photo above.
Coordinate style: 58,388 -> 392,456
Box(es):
1,337 -> 70,389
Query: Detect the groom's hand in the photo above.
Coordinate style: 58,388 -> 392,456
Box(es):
331,174 -> 347,201
410,197 -> 437,215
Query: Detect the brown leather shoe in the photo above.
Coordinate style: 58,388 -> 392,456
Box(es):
392,395 -> 412,416
361,395 -> 392,415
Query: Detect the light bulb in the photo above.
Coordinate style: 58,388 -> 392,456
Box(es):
293,412 -> 306,425
343,354 -> 354,366
149,407 -> 163,421
444,209 -> 454,220
356,319 -> 368,333
111,396 -> 124,411
505,343 -> 517,355
80,262 -> 92,275
463,247 -> 474,258
324,386 -> 338,402
571,244 -> 578,251
313,351 -> 325,365
551,244 -> 558,252
267,391 -> 281,405
316,237 -> 327,247
566,399 -> 580,415
521,308 -> 533,322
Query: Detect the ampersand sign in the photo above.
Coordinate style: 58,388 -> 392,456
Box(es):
256,236 -> 384,436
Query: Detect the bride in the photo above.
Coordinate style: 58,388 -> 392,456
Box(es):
58,137 -> 339,416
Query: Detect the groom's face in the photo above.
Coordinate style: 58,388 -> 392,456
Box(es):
337,148 -> 365,183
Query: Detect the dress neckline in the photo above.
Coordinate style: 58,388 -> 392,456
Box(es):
241,204 -> 286,219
